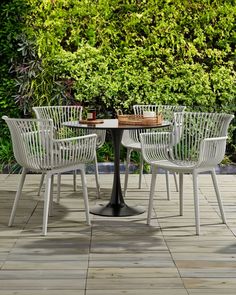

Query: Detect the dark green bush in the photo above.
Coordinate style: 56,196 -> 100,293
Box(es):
0,0 -> 31,141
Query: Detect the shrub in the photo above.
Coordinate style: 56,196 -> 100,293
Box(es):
0,0 -> 235,168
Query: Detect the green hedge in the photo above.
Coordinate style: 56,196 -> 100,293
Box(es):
0,0 -> 235,166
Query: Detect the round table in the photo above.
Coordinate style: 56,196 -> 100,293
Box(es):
63,119 -> 170,217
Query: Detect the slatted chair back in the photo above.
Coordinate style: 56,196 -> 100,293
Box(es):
3,116 -> 97,171
141,112 -> 234,168
171,112 -> 234,166
33,106 -> 83,139
3,116 -> 53,171
122,105 -> 185,147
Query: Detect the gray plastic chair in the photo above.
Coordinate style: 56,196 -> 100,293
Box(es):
122,105 -> 185,198
140,112 -> 234,235
33,106 -> 106,200
3,116 -> 97,235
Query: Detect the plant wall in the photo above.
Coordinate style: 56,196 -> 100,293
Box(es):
0,0 -> 236,165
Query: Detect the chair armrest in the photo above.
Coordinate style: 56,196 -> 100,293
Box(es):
52,134 -> 97,166
197,136 -> 227,168
53,133 -> 96,143
140,132 -> 171,163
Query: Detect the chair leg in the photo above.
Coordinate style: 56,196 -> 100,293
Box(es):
56,173 -> 61,203
42,173 -> 52,236
124,148 -> 132,197
94,155 -> 101,199
192,171 -> 200,235
173,172 -> 179,192
211,169 -> 226,224
73,170 -> 76,191
165,170 -> 170,200
8,167 -> 27,227
80,169 -> 91,225
138,153 -> 143,189
147,165 -> 158,225
179,173 -> 183,216
38,172 -> 45,196
49,175 -> 54,217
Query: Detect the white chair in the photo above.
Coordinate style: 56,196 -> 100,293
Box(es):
33,106 -> 105,200
3,116 -> 97,236
140,112 -> 234,235
122,105 -> 185,198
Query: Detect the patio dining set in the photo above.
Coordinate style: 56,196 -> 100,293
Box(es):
2,105 -> 234,236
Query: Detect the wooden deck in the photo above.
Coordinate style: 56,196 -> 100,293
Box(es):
0,172 -> 236,294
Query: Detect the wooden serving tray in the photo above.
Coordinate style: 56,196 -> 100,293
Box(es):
118,115 -> 163,126
79,119 -> 104,124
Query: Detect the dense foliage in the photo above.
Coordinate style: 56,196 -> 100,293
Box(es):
0,0 -> 236,170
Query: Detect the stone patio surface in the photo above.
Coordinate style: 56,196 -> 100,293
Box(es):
0,173 -> 236,294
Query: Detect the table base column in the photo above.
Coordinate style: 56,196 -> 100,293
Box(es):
90,127 -> 145,217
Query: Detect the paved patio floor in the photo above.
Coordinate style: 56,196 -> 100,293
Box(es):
0,173 -> 236,294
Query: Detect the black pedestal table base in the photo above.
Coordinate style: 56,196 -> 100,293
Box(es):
90,127 -> 145,217
90,202 -> 145,217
